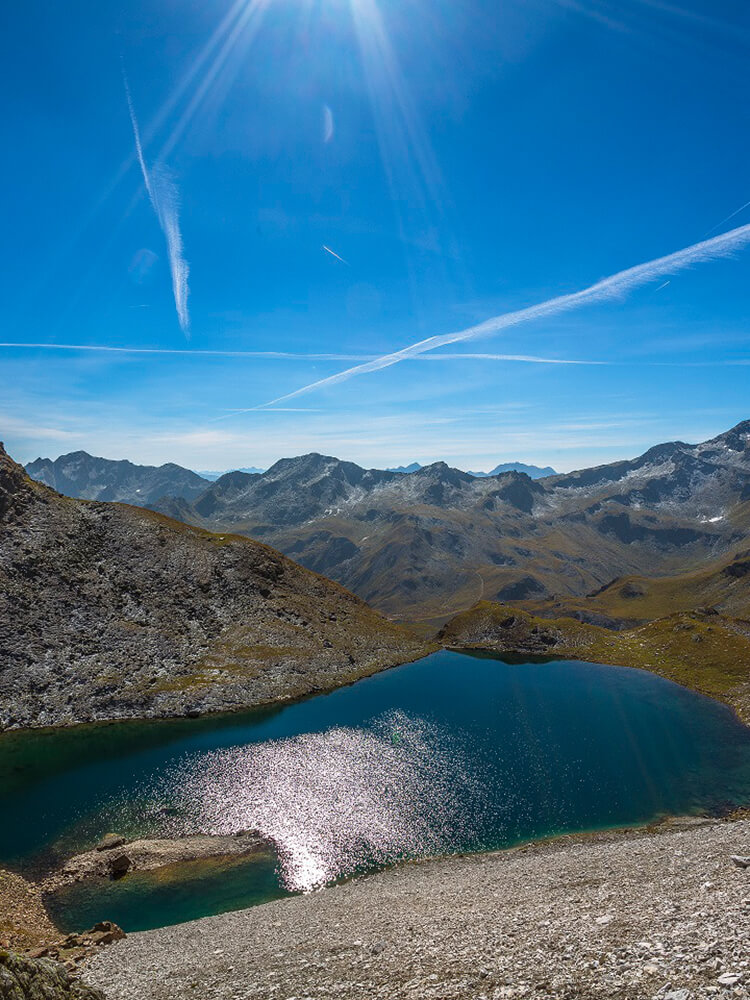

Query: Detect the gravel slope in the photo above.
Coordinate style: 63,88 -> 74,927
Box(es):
82,817 -> 750,1000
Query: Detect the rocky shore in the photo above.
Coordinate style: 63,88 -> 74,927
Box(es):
42,832 -> 269,891
80,815 -> 750,1000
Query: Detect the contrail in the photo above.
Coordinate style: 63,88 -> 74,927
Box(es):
257,221 -> 750,407
703,199 -> 750,238
125,77 -> 190,335
322,245 -> 349,265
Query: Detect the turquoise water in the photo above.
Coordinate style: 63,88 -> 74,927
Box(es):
2,650 -> 750,932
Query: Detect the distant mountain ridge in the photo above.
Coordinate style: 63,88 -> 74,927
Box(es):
149,421 -> 750,620
387,461 -> 557,478
197,467 -> 265,481
26,451 -> 209,505
24,422 -> 750,621
24,453 -> 556,504
468,461 -> 557,478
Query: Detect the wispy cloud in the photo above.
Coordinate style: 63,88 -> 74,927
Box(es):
420,353 -> 606,365
0,343 -> 605,365
3,341 -> 750,373
125,78 -> 190,335
254,221 -> 750,408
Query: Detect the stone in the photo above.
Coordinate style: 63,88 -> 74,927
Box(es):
107,854 -> 131,879
664,991 -> 690,1000
729,855 -> 750,868
717,973 -> 741,986
94,833 -> 125,852
86,922 -> 125,946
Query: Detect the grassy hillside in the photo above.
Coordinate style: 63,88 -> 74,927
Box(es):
439,602 -> 750,724
519,547 -> 750,625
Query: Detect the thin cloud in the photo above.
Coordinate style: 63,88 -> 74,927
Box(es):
420,353 -> 606,365
0,343 -> 604,365
125,77 -> 190,335
256,221 -> 750,408
3,342 -> 747,370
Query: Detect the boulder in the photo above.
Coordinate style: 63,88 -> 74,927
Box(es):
107,854 -> 131,880
94,834 -> 125,852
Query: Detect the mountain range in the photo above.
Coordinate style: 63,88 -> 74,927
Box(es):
0,444 -> 426,730
146,421 -> 749,621
25,452 -> 209,505
23,421 -> 750,622
24,454 -> 557,507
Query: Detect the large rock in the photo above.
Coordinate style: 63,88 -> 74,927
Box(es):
0,949 -> 105,1000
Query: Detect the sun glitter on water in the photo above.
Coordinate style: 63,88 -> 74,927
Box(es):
122,711 -> 485,892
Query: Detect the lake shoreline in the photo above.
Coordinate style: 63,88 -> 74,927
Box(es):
2,809 -> 746,956
1,629 -> 747,740
0,644 -> 437,737
80,811 -> 750,1000
449,643 -> 750,729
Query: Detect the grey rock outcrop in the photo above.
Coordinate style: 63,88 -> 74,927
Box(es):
0,949 -> 105,1000
0,444 -> 428,730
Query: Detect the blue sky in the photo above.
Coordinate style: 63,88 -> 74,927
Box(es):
2,0 -> 749,472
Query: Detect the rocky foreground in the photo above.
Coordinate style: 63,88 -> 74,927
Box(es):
81,817 -> 750,1000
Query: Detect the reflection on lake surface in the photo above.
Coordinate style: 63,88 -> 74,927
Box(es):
3,650 -> 750,931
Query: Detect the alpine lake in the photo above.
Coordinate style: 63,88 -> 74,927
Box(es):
2,650 -> 750,933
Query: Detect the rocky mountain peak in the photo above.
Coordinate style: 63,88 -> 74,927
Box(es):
415,461 -> 473,484
708,419 -> 750,454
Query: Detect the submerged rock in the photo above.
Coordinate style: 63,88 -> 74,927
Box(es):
45,832 -> 269,892
94,835 -> 124,853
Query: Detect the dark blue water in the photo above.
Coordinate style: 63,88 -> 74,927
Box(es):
2,651 -> 750,932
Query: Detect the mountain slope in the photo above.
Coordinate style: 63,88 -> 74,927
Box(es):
519,544 -> 750,626
26,451 -> 209,505
0,444 -> 428,730
150,422 -> 750,620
